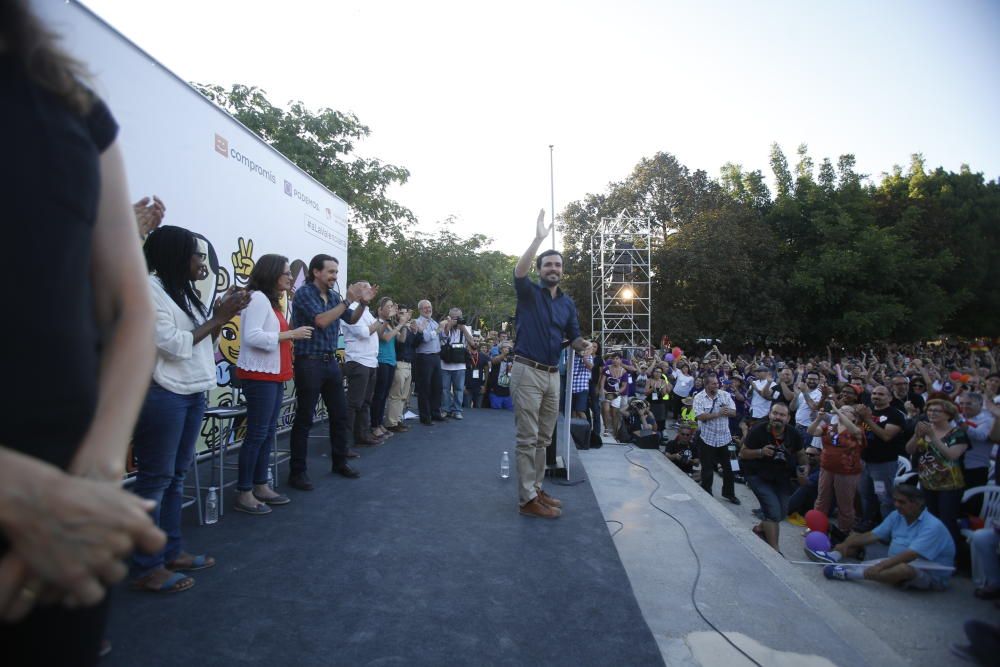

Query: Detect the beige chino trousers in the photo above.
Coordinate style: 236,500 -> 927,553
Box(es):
510,361 -> 560,505
386,361 -> 412,427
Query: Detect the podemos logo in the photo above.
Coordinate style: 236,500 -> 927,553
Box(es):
284,180 -> 293,196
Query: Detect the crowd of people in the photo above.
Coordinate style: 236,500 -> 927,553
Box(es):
577,339 -> 999,603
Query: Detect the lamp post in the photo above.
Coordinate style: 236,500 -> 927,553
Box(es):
549,144 -> 555,250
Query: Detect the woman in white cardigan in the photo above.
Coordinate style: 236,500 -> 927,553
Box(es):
234,254 -> 313,514
131,226 -> 248,593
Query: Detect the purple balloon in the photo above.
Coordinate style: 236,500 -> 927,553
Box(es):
665,353 -> 675,362
804,530 -> 831,552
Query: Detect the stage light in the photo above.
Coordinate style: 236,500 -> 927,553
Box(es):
621,286 -> 634,301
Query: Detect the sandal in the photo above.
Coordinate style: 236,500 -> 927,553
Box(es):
129,568 -> 194,594
233,499 -> 272,515
166,552 -> 216,572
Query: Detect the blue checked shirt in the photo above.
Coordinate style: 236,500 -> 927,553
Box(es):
291,283 -> 355,356
572,354 -> 592,393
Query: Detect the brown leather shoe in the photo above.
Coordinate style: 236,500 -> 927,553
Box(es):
519,497 -> 560,519
537,489 -> 562,509
355,435 -> 382,447
387,424 -> 410,433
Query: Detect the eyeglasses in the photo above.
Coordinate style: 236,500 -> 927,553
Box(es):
281,271 -> 293,277
193,252 -> 207,260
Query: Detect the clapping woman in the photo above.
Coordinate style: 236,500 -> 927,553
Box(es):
130,226 -> 248,592
234,255 -> 313,514
905,398 -> 970,549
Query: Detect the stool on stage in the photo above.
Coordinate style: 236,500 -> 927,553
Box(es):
204,403 -> 247,519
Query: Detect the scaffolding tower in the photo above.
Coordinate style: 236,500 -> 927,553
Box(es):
590,215 -> 653,353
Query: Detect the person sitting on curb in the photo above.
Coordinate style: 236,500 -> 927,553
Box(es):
806,483 -> 956,591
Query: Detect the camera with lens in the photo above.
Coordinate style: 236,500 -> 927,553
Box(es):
456,316 -> 467,325
772,445 -> 787,463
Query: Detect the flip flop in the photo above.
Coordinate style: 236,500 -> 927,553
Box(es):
166,553 -> 216,572
233,499 -> 272,515
129,570 -> 194,593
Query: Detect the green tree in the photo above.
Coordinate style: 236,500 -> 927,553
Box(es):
347,220 -> 518,332
195,83 -> 415,239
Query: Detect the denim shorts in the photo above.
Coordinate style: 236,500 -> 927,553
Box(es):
746,475 -> 792,522
571,391 -> 589,412
900,568 -> 947,591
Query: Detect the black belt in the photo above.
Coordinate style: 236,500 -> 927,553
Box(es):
514,355 -> 558,373
300,353 -> 337,361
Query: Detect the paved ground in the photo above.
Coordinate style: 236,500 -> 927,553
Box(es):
579,428 -> 998,667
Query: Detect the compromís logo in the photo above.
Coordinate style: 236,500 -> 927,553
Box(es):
215,133 -> 276,184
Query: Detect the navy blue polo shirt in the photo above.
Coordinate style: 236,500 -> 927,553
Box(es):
512,272 -> 581,367
291,282 -> 354,356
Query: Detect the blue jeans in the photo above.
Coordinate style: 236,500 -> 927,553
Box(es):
131,384 -> 206,575
859,460 -> 897,525
238,379 -> 284,492
441,367 -> 466,416
290,356 -> 349,473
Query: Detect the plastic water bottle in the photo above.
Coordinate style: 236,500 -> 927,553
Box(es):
267,466 -> 274,489
500,451 -> 510,479
205,487 -> 219,525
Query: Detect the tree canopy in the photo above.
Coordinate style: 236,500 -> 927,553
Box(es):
560,146 -> 1000,348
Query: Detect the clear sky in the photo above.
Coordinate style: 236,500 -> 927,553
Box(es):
82,0 -> 1000,255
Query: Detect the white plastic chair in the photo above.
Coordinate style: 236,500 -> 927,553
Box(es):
960,485 -> 1000,541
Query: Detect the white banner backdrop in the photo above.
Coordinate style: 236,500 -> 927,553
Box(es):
32,0 -> 350,446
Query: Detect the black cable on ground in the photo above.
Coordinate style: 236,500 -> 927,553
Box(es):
615,445 -> 764,667
605,519 -> 624,538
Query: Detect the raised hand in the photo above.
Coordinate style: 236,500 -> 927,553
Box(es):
535,209 -> 552,241
134,195 -> 166,239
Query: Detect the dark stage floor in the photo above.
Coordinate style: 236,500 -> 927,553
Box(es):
104,407 -> 664,667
